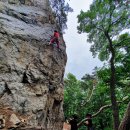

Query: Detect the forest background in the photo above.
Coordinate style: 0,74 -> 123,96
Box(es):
64,0 -> 130,130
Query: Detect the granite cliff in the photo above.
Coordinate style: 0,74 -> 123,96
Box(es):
0,0 -> 67,129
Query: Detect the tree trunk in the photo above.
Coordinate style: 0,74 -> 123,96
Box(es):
118,102 -> 130,130
106,32 -> 120,130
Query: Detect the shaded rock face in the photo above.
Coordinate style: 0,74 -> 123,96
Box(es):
0,0 -> 67,129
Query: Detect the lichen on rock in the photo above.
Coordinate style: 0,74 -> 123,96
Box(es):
0,0 -> 67,129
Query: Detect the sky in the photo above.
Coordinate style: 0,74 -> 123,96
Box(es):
64,0 -> 103,79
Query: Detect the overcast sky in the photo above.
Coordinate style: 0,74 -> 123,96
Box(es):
64,0 -> 102,79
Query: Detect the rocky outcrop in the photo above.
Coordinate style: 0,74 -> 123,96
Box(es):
0,0 -> 67,129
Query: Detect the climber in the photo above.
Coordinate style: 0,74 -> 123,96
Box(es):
49,30 -> 60,49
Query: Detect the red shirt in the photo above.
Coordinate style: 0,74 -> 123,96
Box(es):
54,32 -> 60,38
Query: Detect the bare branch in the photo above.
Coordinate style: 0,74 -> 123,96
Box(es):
81,86 -> 95,107
78,97 -> 129,127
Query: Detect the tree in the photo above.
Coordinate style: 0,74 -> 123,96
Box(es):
64,73 -> 110,130
64,71 -> 129,130
49,0 -> 73,32
64,73 -> 81,117
77,0 -> 130,130
64,73 -> 96,130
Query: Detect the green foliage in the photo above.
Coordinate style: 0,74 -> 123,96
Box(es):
49,0 -> 73,32
77,0 -> 130,129
64,73 -> 88,120
64,72 -> 111,129
77,0 -> 130,58
64,71 -> 129,130
64,0 -> 130,130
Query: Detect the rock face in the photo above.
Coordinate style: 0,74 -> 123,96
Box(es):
0,0 -> 67,129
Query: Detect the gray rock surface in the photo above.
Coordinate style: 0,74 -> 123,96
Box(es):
0,0 -> 67,129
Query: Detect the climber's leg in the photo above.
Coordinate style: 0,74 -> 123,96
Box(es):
49,37 -> 56,45
56,39 -> 60,49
